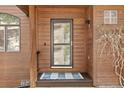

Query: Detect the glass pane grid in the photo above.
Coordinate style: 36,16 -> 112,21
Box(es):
104,10 -> 117,24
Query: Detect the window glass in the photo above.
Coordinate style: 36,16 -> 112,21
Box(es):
111,18 -> 117,24
0,13 -> 20,52
111,10 -> 117,17
54,45 -> 70,65
0,13 -> 19,25
0,26 -> 5,51
104,18 -> 110,24
6,26 -> 20,52
104,10 -> 110,17
54,22 -> 70,43
51,19 -> 72,67
104,10 -> 117,24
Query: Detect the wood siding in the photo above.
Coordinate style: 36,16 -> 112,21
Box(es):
93,5 -> 124,86
0,6 -> 30,87
1,5 -> 123,87
36,6 -> 89,72
87,6 -> 93,79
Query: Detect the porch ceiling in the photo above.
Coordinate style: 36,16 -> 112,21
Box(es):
16,5 -> 91,17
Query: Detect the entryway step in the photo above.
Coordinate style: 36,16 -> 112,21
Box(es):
36,73 -> 92,87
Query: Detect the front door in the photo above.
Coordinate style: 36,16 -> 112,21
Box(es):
37,6 -> 88,72
51,19 -> 73,68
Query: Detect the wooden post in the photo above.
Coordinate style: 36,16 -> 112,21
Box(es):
29,5 -> 37,87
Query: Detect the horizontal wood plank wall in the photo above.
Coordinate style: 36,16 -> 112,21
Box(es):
0,6 -> 30,87
36,6 -> 88,72
93,5 -> 124,86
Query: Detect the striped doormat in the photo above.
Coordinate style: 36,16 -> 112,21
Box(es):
40,72 -> 84,80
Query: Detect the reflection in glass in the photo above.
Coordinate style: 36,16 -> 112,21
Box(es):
0,13 -> 19,25
6,26 -> 20,52
54,23 -> 70,43
104,18 -> 110,24
111,18 -> 117,24
54,45 -> 70,65
104,11 -> 110,17
0,26 -> 5,51
111,11 -> 117,17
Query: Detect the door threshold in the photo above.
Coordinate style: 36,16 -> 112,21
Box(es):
51,66 -> 72,68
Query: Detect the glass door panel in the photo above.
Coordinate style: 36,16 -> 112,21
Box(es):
51,19 -> 72,67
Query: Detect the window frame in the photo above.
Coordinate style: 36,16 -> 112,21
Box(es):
104,10 -> 118,24
50,19 -> 73,68
0,13 -> 21,52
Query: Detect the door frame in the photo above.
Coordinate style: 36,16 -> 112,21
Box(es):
50,19 -> 73,68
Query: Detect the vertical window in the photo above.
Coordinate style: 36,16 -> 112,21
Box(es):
0,13 -> 20,52
104,10 -> 118,24
51,19 -> 72,67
